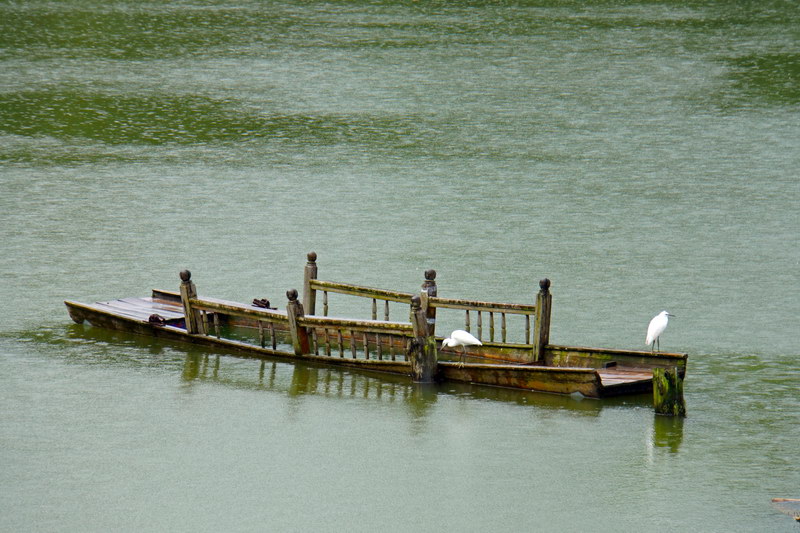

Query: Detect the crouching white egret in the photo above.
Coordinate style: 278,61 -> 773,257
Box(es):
442,329 -> 482,367
646,310 -> 675,352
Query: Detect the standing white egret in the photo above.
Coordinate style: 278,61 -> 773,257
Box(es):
442,329 -> 482,367
646,310 -> 675,352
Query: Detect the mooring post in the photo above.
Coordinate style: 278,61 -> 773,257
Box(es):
532,278 -> 552,362
409,295 -> 437,382
179,270 -> 200,334
303,251 -> 318,315
420,269 -> 437,336
653,367 -> 687,417
286,288 -> 311,355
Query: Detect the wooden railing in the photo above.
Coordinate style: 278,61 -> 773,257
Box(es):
187,295 -> 289,350
298,315 -> 412,361
427,295 -> 537,344
177,253 -> 552,370
307,278 -> 412,320
300,252 -> 552,362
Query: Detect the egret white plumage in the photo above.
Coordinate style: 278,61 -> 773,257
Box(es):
442,329 -> 482,367
646,310 -> 674,352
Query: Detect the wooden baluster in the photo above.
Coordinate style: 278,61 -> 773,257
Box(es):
324,328 -> 331,356
201,310 -> 209,336
363,332 -> 369,359
384,300 -> 390,321
465,310 -> 470,332
477,311 -> 483,341
525,314 -> 531,345
350,330 -> 357,359
323,291 -> 329,316
213,313 -> 221,338
270,322 -> 276,350
338,330 -> 344,358
490,311 -> 495,342
372,299 -> 377,320
501,313 -> 507,343
376,333 -> 382,360
258,321 -> 265,348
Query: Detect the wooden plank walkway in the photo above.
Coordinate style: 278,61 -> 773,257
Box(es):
90,297 -> 185,323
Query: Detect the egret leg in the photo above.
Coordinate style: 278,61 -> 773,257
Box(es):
459,346 -> 466,368
656,338 -> 660,352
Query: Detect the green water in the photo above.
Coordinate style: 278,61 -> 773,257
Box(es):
1,1 -> 799,531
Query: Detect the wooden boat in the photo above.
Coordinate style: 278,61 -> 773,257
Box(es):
65,253 -> 688,413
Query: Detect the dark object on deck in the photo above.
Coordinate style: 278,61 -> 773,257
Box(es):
252,298 -> 275,309
148,314 -> 167,326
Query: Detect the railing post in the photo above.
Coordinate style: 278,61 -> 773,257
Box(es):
653,367 -> 687,417
303,251 -> 318,315
409,295 -> 437,383
179,270 -> 200,334
420,269 -> 437,336
533,278 -> 551,362
286,288 -> 311,355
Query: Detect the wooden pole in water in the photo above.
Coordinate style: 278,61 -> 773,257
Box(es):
286,288 -> 311,355
303,251 -> 318,315
532,278 -> 551,362
179,270 -> 200,334
420,269 -> 437,336
653,367 -> 687,417
409,295 -> 437,383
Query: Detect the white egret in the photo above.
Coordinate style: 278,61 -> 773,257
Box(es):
442,329 -> 482,367
646,310 -> 675,352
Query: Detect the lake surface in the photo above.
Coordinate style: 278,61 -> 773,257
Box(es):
1,1 -> 799,531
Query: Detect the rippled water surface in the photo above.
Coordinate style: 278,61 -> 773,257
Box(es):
2,1 -> 799,531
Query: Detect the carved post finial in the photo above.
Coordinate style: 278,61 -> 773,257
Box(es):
421,269 -> 438,335
539,278 -> 551,293
303,253 -> 318,315
179,269 -> 199,334
286,288 -> 309,355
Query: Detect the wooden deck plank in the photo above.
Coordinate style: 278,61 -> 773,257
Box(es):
92,298 -> 185,322
597,368 -> 652,386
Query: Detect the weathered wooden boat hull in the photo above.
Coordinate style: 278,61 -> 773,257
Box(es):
65,297 -> 666,399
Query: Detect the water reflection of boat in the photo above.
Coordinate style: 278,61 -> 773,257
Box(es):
65,253 -> 688,414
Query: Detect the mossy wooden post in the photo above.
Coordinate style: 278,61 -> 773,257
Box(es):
653,367 -> 686,417
286,288 -> 311,355
420,269 -> 437,336
409,295 -> 437,383
303,251 -> 318,315
179,270 -> 200,334
532,278 -> 552,362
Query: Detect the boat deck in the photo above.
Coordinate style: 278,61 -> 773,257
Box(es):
87,296 -> 186,324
